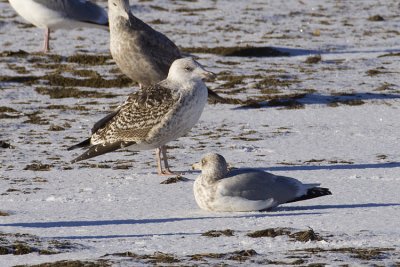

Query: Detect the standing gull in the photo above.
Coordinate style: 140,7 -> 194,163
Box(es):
193,153 -> 332,212
68,58 -> 215,175
9,0 -> 108,52
108,0 -> 224,102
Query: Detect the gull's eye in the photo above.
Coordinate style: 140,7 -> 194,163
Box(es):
201,159 -> 206,165
113,2 -> 117,6
184,66 -> 193,72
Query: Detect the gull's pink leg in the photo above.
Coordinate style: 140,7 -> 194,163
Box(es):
160,145 -> 174,175
156,147 -> 163,175
155,146 -> 174,175
43,27 -> 50,53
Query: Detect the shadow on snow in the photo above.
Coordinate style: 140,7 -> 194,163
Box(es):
0,212 -> 321,229
255,162 -> 400,172
278,202 -> 400,212
233,92 -> 400,110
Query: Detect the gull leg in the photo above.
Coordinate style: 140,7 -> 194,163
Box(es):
43,28 -> 50,53
155,148 -> 164,175
155,146 -> 174,175
160,145 -> 174,175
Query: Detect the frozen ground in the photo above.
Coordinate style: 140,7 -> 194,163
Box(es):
1,0 -> 400,266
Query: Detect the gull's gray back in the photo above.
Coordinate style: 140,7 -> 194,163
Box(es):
33,0 -> 108,25
219,169 -> 304,204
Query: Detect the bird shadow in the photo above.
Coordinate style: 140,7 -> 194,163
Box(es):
12,203 -> 399,240
51,232 -> 203,240
276,46 -> 400,57
220,46 -> 400,57
250,161 -> 400,172
232,92 -> 400,110
0,211 -> 320,229
277,203 -> 400,212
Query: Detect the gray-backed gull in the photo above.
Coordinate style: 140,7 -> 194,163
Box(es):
68,58 -> 215,175
9,0 -> 108,52
108,0 -> 224,102
193,153 -> 332,212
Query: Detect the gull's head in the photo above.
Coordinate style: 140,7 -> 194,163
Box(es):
193,153 -> 228,180
167,58 -> 216,84
108,0 -> 130,18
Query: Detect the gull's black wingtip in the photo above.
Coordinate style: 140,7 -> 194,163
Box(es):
70,141 -> 136,164
67,138 -> 91,151
286,187 -> 332,204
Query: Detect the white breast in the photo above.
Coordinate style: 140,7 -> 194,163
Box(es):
146,82 -> 208,148
193,176 -> 216,211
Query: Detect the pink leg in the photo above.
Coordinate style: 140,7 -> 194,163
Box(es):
160,145 -> 173,175
156,147 -> 163,175
155,146 -> 174,175
43,28 -> 50,53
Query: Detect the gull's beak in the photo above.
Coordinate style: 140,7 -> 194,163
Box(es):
200,70 -> 217,81
194,60 -> 217,81
192,162 -> 202,170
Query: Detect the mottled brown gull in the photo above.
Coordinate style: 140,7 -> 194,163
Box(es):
193,153 -> 332,212
68,58 -> 215,175
108,0 -> 225,102
9,0 -> 108,52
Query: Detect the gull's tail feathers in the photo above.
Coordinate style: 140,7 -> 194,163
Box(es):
70,141 -> 135,163
67,138 -> 91,151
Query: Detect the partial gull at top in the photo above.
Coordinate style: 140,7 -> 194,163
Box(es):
68,58 -> 215,175
9,0 -> 108,52
108,0 -> 225,103
193,153 -> 332,212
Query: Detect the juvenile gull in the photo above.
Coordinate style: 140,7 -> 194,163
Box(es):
68,58 -> 215,175
193,153 -> 332,212
9,0 -> 108,52
108,0 -> 224,102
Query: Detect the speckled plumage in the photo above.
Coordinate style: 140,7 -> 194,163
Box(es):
91,84 -> 178,145
69,58 -> 215,174
193,153 -> 332,212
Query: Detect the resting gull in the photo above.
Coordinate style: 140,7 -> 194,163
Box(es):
193,153 -> 332,212
9,0 -> 108,52
108,0 -> 225,103
68,58 -> 215,175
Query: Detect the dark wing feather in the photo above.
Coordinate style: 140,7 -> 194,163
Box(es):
207,88 -> 227,104
33,0 -> 108,25
91,108 -> 121,134
68,107 -> 121,151
67,138 -> 91,151
285,187 -> 332,203
71,141 -> 135,163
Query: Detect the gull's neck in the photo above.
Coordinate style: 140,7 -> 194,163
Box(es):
202,166 -> 228,182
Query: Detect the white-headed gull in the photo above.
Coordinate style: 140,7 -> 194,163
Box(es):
193,153 -> 332,212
